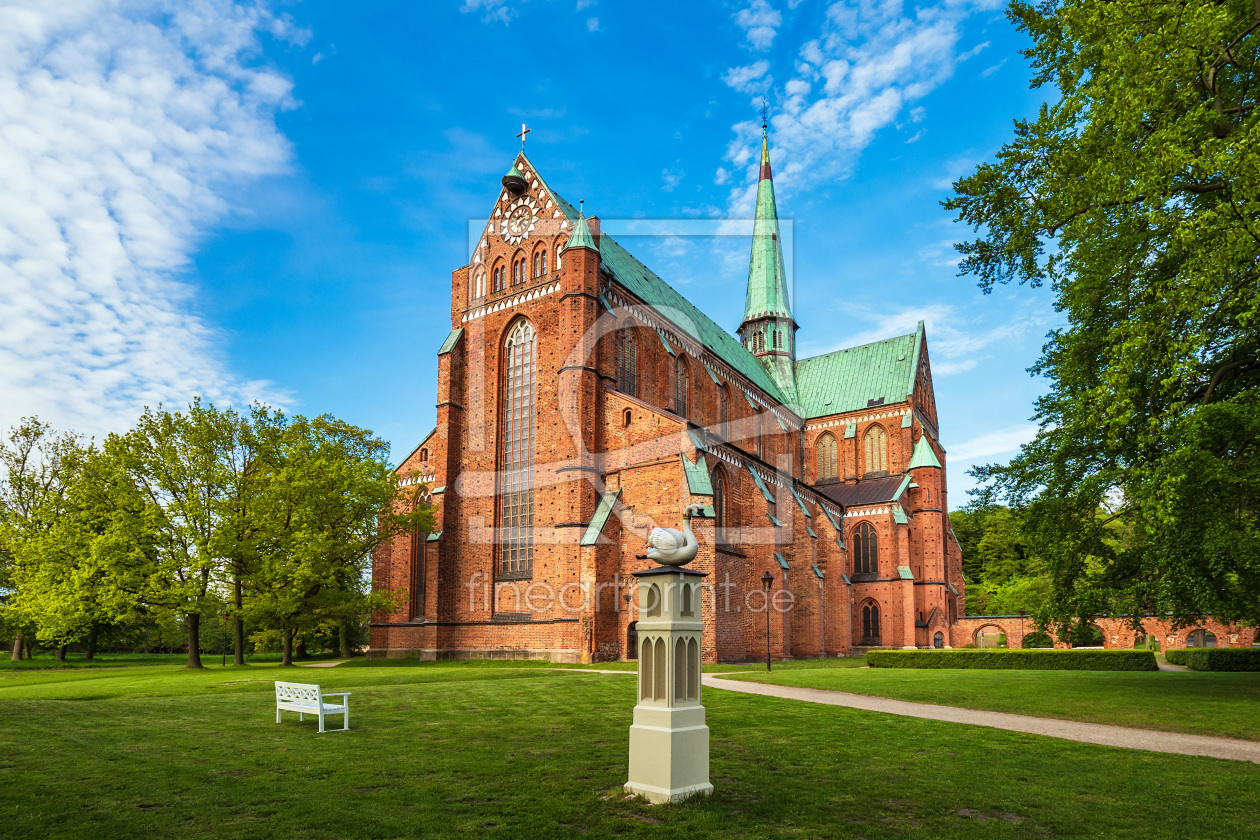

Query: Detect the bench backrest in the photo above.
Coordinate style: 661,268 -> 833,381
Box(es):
275,682 -> 322,706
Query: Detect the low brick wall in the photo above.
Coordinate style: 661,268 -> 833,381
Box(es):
949,615 -> 1258,650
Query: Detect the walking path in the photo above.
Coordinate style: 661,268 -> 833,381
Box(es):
700,675 -> 1260,764
298,660 -> 347,668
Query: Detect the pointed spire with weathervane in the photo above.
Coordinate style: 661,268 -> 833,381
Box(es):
563,200 -> 598,252
738,111 -> 797,403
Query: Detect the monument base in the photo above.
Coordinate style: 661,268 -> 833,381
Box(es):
625,704 -> 712,804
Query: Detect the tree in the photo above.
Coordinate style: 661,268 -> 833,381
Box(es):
947,0 -> 1260,629
5,445 -> 152,658
113,400 -> 245,669
244,414 -> 429,666
0,420 -> 82,660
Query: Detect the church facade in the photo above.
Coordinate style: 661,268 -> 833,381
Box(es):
369,130 -> 966,663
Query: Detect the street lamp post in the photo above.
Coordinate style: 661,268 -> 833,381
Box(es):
761,571 -> 774,672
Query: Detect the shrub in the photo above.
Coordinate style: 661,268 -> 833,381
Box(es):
1182,649 -> 1260,671
867,649 -> 1158,671
1022,631 -> 1054,649
1164,649 -> 1190,666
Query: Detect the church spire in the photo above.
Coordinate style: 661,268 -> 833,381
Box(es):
739,124 -> 797,403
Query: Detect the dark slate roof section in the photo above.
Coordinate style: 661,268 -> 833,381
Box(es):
795,322 -> 924,419
817,474 -> 909,507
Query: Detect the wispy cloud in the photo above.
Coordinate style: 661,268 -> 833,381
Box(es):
587,16 -> 601,31
661,168 -> 685,192
0,0 -> 298,437
735,0 -> 783,51
722,60 -> 772,94
949,424 -> 1038,460
812,303 -> 1045,376
461,0 -> 516,25
980,59 -> 1006,78
721,0 -> 1002,215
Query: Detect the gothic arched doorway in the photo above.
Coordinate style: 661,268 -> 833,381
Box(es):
626,621 -> 638,660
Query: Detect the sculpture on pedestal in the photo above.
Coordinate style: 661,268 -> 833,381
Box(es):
625,504 -> 713,804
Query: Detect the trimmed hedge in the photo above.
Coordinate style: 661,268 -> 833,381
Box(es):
1177,649 -> 1260,671
1164,649 -> 1190,666
867,649 -> 1158,671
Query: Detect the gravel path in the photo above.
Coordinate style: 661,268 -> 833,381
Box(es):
701,675 -> 1260,764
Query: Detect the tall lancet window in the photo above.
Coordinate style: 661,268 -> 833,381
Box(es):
499,320 -> 537,576
618,323 -> 637,397
673,357 -> 689,416
863,424 -> 888,475
817,432 -> 838,481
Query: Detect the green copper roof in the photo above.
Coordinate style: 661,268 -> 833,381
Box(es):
504,163 -> 525,180
564,213 -> 597,252
893,505 -> 910,526
774,553 -> 790,570
741,130 -> 793,328
897,564 -> 914,579
437,327 -> 464,355
794,322 -> 924,419
681,454 -> 714,495
518,151 -> 789,404
907,434 -> 943,469
580,489 -> 620,546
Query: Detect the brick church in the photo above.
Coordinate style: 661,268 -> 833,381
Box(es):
370,127 -> 966,663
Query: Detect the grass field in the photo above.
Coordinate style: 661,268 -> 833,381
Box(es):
1,658 -> 1258,839
727,662 -> 1260,741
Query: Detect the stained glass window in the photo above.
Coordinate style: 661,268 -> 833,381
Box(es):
498,320 -> 536,575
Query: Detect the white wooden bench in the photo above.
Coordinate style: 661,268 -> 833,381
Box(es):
274,682 -> 350,733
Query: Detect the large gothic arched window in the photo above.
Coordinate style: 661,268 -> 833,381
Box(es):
863,424 -> 888,475
618,323 -> 637,397
853,521 -> 877,575
673,357 -> 689,416
498,320 -> 536,575
817,432 -> 838,481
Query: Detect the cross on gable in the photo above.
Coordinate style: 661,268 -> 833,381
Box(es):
516,123 -> 531,149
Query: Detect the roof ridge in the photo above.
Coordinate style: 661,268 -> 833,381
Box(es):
797,328 -> 921,364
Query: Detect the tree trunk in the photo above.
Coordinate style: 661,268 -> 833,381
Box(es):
295,636 -> 308,661
23,637 -> 32,659
10,634 -> 21,662
85,628 -> 97,660
281,628 -> 294,667
186,613 -> 203,669
233,576 -> 245,666
55,645 -> 67,662
338,620 -> 353,659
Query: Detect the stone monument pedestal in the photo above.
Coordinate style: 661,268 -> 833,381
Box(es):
625,566 -> 713,804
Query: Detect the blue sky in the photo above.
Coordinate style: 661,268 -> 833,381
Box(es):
0,0 -> 1056,506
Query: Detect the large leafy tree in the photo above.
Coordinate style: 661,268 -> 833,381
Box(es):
0,420 -> 82,660
244,414 -> 429,665
948,0 -> 1260,628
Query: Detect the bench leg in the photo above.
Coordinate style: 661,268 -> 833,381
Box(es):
318,711 -> 325,733
276,708 -> 281,724
345,705 -> 350,731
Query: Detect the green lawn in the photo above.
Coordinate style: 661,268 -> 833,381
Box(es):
1,659 -> 1257,839
726,663 -> 1260,741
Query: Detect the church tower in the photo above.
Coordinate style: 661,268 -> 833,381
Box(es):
738,124 -> 797,404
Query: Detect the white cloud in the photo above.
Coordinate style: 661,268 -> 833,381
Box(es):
980,59 -> 1006,78
576,0 -> 597,9
959,40 -> 990,60
722,60 -> 771,94
949,424 -> 1038,460
722,0 -> 1002,214
661,168 -> 684,192
0,0 -> 297,437
735,0 -> 783,51
931,154 -> 988,189
905,128 -> 925,143
461,0 -> 515,25
812,302 -> 1046,376
587,16 -> 601,31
